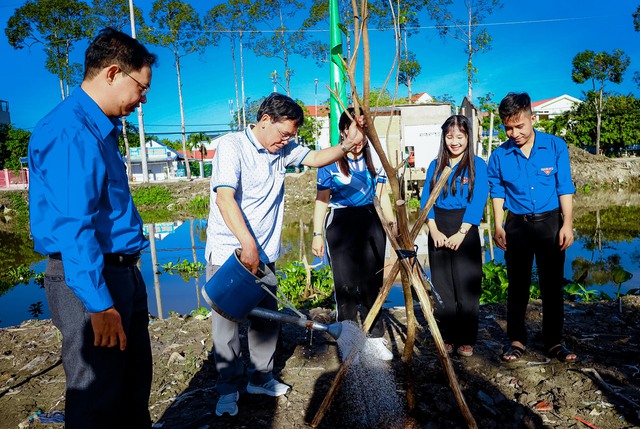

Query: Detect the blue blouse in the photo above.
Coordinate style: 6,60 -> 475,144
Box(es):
317,151 -> 387,208
420,155 -> 489,225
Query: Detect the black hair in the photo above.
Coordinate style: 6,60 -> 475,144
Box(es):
430,115 -> 476,202
84,27 -> 157,80
337,107 -> 375,178
498,92 -> 532,123
256,93 -> 304,127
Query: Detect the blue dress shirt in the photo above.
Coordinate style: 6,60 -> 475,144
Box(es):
487,131 -> 575,215
28,88 -> 148,313
420,155 -> 489,225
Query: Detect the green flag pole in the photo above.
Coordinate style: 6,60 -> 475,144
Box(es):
329,0 -> 347,147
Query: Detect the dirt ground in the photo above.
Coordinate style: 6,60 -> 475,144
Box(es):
1,296 -> 640,429
2,148 -> 640,428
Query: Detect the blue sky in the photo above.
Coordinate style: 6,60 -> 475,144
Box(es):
1,0 -> 639,138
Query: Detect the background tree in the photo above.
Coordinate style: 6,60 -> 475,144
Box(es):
5,0 -> 93,100
428,0 -> 503,99
571,49 -> 630,155
0,125 -> 31,172
206,0 -> 259,131
91,0 -> 146,31
228,97 -> 264,130
477,92 -> 505,147
399,51 -> 421,102
296,104 -> 322,148
91,0 -> 147,181
187,132 -> 211,178
252,0 -> 306,96
141,0 -> 216,180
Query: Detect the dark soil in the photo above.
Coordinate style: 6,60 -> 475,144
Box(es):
1,296 -> 640,429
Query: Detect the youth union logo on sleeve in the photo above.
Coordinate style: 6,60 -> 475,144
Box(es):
462,177 -> 469,185
541,167 -> 554,175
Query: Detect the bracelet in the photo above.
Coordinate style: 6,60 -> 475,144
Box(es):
313,232 -> 323,237
340,141 -> 350,153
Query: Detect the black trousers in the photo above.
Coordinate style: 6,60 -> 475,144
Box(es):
504,210 -> 565,350
45,257 -> 152,429
428,208 -> 482,346
325,204 -> 386,338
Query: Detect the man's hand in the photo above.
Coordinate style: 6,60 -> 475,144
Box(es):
91,307 -> 127,351
558,224 -> 574,251
493,226 -> 507,251
239,245 -> 260,274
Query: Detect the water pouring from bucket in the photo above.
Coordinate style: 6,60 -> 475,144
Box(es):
202,249 -> 344,339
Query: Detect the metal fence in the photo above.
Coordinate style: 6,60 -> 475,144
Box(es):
0,168 -> 29,189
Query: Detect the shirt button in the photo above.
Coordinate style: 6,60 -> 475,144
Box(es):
531,187 -> 534,190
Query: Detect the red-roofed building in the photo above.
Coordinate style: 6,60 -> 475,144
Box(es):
531,94 -> 582,121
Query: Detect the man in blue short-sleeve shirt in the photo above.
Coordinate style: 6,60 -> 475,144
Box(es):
488,92 -> 577,364
28,29 -> 157,428
204,93 -> 366,417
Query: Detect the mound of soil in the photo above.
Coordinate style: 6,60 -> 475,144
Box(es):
2,296 -> 640,429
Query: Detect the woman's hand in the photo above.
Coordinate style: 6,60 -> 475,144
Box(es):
312,235 -> 325,258
429,228 -> 448,248
445,232 -> 465,251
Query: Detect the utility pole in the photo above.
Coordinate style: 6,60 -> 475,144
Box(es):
271,70 -> 278,93
129,0 -> 149,183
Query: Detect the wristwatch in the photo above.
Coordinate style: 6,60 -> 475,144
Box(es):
313,232 -> 323,237
458,226 -> 468,235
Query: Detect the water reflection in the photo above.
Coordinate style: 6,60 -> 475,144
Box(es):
1,194 -> 640,328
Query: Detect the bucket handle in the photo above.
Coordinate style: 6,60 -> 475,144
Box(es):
258,282 -> 307,320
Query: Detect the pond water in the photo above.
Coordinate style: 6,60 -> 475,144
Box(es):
1,196 -> 639,328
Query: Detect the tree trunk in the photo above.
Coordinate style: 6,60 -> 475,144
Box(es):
230,39 -> 242,129
239,33 -> 247,130
595,90 -> 603,155
175,54 -> 191,179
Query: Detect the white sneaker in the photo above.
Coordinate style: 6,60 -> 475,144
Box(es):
215,391 -> 239,416
247,379 -> 291,397
365,337 -> 393,361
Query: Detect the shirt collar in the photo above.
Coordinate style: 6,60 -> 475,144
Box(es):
73,87 -> 121,140
245,124 -> 267,152
504,130 -> 548,155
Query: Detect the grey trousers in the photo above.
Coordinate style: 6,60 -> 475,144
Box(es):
206,262 -> 280,395
45,256 -> 152,429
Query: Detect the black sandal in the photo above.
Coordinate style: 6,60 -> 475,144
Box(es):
546,344 -> 578,362
501,344 -> 526,363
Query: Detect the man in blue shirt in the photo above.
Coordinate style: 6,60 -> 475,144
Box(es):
487,92 -> 577,364
28,28 -> 157,428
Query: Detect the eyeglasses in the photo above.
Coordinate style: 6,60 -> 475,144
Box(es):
273,122 -> 297,141
121,70 -> 150,96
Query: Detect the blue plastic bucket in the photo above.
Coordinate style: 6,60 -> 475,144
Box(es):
202,249 -> 277,322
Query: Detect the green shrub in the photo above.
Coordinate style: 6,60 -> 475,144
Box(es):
132,186 -> 173,206
277,261 -> 334,309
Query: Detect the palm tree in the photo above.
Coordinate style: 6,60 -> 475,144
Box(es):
188,132 -> 211,178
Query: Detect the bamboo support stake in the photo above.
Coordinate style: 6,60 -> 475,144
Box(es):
378,207 -> 478,429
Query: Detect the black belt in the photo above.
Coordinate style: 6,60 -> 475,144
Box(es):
49,252 -> 141,266
508,208 -> 560,223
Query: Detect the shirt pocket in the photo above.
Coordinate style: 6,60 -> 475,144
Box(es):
536,167 -> 557,187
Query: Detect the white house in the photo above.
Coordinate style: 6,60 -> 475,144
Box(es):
531,94 -> 582,121
128,140 -> 185,182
